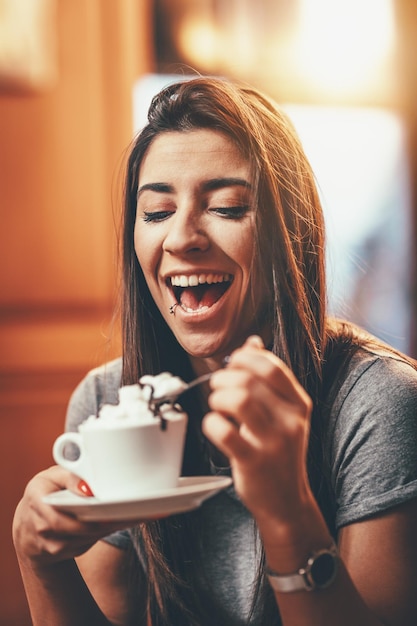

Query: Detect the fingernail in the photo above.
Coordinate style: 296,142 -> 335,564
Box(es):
77,480 -> 94,496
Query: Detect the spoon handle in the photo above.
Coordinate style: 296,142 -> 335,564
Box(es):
181,371 -> 213,394
155,360 -> 231,406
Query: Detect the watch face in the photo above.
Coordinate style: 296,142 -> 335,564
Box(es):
310,551 -> 337,588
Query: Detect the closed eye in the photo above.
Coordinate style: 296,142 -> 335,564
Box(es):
142,210 -> 173,223
210,205 -> 251,219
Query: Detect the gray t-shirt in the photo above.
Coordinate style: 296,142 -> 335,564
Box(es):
65,347 -> 417,624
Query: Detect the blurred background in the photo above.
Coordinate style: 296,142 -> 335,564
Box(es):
0,1 -> 416,623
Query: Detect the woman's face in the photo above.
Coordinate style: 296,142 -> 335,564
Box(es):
134,129 -> 268,362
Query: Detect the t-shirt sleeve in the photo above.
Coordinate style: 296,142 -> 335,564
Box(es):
65,358 -> 122,432
328,355 -> 417,529
102,529 -> 133,551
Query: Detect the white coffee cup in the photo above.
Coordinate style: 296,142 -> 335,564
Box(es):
53,412 -> 187,501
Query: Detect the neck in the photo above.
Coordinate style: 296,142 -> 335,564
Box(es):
188,324 -> 273,379
189,354 -> 225,378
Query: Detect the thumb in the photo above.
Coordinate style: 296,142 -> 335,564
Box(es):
244,335 -> 264,349
38,465 -> 94,498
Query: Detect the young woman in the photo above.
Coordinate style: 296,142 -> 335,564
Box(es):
13,77 -> 417,625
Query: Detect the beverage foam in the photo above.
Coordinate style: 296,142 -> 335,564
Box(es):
81,372 -> 187,430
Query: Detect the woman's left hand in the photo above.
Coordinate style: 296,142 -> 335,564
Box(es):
203,335 -> 314,526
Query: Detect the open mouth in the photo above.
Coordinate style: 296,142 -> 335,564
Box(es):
168,273 -> 233,313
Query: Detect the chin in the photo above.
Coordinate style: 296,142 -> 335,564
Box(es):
178,336 -> 230,361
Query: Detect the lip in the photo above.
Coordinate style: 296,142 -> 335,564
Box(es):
163,269 -> 235,321
171,292 -> 230,322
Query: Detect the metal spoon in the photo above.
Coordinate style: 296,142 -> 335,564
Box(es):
152,371 -> 214,406
152,354 -> 232,407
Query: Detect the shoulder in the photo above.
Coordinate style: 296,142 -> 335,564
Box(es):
65,357 -> 123,432
333,346 -> 417,416
325,346 -> 417,527
328,345 -> 417,442
83,357 -> 123,390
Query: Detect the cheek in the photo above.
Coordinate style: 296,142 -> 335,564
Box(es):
236,231 -> 263,298
134,226 -> 159,278
228,228 -> 256,274
133,222 -> 142,261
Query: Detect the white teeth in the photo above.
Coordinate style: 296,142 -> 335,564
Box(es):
169,273 -> 231,287
182,305 -> 209,313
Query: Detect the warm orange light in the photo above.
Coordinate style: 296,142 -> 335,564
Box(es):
293,0 -> 395,98
178,17 -> 219,72
176,0 -> 396,103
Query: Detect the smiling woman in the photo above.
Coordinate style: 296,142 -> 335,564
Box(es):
133,129 -> 262,360
12,77 -> 417,626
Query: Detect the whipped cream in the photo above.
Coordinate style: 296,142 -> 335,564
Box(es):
81,372 -> 187,430
139,372 -> 187,401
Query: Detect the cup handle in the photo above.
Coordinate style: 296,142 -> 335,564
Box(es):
52,432 -> 88,481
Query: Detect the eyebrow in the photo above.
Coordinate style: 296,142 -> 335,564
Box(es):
137,182 -> 173,198
137,177 -> 251,198
201,177 -> 252,192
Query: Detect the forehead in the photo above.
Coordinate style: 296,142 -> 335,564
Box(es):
138,129 -> 250,183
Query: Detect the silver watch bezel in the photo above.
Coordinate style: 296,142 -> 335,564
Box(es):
266,544 -> 338,593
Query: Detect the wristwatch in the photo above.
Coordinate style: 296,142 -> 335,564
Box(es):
266,544 -> 338,593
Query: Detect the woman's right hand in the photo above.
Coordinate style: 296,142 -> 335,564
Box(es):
13,465 -> 126,569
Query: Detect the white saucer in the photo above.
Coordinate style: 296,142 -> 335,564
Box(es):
42,476 -> 232,521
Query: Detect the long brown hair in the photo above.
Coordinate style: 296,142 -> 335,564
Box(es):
120,77 -> 344,624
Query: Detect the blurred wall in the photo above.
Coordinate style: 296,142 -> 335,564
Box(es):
396,0 -> 417,354
0,1 -> 153,624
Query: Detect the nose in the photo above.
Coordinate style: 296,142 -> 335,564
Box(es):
162,208 -> 210,255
